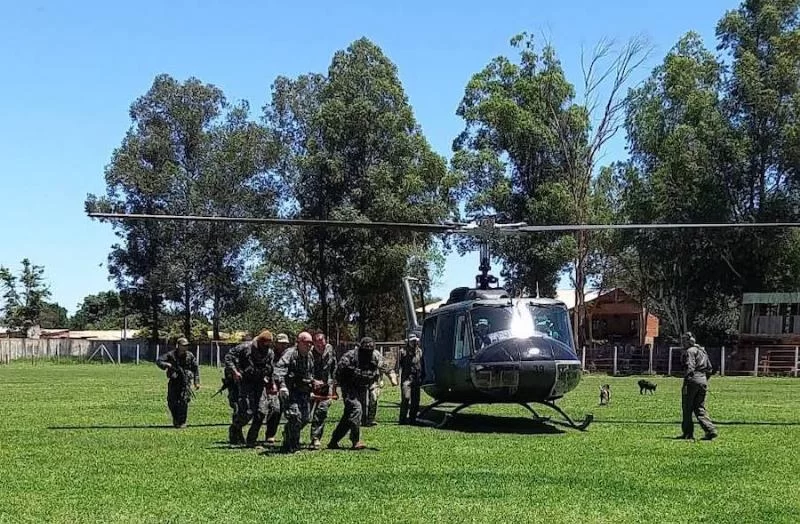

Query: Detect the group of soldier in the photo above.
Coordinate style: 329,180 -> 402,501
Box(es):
155,329 -> 425,453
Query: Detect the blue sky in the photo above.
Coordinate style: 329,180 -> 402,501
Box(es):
0,0 -> 738,314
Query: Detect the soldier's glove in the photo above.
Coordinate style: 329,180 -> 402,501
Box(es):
279,387 -> 289,400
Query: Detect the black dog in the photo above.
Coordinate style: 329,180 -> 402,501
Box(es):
638,379 -> 657,394
599,384 -> 611,405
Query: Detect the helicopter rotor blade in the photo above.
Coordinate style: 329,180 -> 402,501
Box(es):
507,222 -> 800,233
87,212 -> 464,233
87,212 -> 800,234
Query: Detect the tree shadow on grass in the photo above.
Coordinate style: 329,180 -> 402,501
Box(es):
48,423 -> 230,430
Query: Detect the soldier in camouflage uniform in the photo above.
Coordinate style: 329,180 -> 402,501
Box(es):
363,349 -> 397,426
397,333 -> 424,425
678,331 -> 718,441
156,337 -> 200,428
276,331 -> 315,453
264,332 -> 291,445
328,337 -> 380,450
224,330 -> 276,447
309,331 -> 337,449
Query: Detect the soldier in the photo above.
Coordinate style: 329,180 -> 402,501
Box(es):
397,333 -> 424,425
264,332 -> 291,445
309,331 -> 337,449
328,337 -> 380,450
678,331 -> 718,441
156,337 -> 200,428
364,349 -> 397,427
224,330 -> 276,447
277,331 -> 315,453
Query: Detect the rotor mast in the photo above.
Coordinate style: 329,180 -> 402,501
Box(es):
475,217 -> 500,290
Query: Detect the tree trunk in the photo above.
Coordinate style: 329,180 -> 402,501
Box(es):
212,287 -> 221,341
149,291 -> 159,345
318,234 -> 329,338
183,274 -> 191,341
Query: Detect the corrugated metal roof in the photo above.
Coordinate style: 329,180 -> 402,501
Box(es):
742,292 -> 800,304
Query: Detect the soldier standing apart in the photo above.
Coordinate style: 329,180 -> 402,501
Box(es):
678,331 -> 718,441
397,333 -> 425,425
328,337 -> 380,450
309,331 -> 337,449
264,333 -> 291,445
156,337 -> 200,428
277,331 -> 315,453
224,330 -> 275,447
364,349 -> 397,426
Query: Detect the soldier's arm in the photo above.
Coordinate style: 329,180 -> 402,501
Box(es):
684,349 -> 696,376
191,354 -> 200,385
274,350 -> 293,389
156,351 -> 171,370
223,346 -> 241,374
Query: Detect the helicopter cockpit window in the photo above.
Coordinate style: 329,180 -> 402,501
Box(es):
469,303 -> 572,349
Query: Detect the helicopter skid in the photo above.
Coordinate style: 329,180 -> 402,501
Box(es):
414,400 -> 592,431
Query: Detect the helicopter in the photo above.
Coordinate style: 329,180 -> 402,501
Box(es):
88,210 -> 800,431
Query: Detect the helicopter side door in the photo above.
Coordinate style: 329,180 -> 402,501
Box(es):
421,316 -> 438,386
451,313 -> 474,390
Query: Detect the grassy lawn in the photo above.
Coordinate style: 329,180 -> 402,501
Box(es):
1,363 -> 799,523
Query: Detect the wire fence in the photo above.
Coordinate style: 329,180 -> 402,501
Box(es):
0,338 -> 406,370
1,338 -> 797,377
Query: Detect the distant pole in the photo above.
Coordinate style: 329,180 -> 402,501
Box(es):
613,345 -> 618,376
668,347 -> 673,376
156,344 -> 160,362
648,345 -> 653,375
116,343 -> 121,365
581,346 -> 586,371
216,343 -> 220,368
136,344 -> 140,365
721,346 -> 726,377
754,346 -> 760,376
794,346 -> 798,378
196,344 -> 200,365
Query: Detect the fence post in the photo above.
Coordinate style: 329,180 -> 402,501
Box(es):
156,344 -> 160,362
613,345 -> 618,375
216,343 -> 220,368
196,344 -> 200,366
648,345 -> 653,374
581,346 -> 586,370
116,343 -> 121,365
754,346 -> 760,376
668,347 -> 673,376
136,344 -> 140,365
795,346 -> 798,378
721,346 -> 726,377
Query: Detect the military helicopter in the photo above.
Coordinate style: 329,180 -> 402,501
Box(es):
88,210 -> 800,431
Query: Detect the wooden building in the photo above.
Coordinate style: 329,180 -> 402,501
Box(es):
557,288 -> 660,347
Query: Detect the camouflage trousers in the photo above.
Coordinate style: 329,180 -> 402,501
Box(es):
282,391 -> 311,453
399,378 -> 421,424
264,394 -> 283,441
681,379 -> 717,438
310,399 -> 331,441
363,385 -> 380,426
167,381 -> 191,427
229,384 -> 271,446
330,395 -> 363,446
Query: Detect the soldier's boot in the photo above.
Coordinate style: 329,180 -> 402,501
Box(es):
311,438 -> 321,450
246,418 -> 264,448
352,441 -> 366,450
229,425 -> 245,445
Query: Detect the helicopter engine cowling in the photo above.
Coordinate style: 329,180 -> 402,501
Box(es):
468,336 -> 582,402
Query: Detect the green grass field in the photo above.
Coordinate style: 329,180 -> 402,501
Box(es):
1,363 -> 799,523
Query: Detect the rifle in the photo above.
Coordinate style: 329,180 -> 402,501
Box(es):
212,377 -> 230,398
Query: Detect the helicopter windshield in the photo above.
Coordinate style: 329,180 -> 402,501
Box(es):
469,302 -> 572,350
